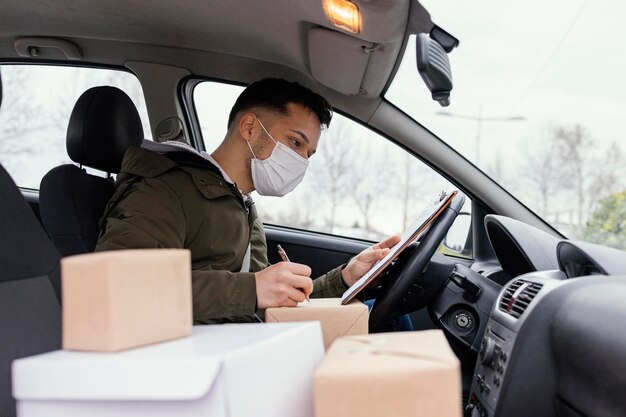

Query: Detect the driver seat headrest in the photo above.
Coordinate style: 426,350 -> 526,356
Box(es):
66,86 -> 144,173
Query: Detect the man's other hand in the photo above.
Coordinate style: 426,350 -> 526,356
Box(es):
341,235 -> 402,287
255,262 -> 313,309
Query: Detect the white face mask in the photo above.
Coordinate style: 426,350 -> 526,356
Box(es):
246,118 -> 309,197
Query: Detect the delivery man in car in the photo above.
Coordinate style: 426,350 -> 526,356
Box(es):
96,78 -> 400,324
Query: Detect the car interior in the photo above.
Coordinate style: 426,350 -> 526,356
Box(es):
2,1 -> 626,417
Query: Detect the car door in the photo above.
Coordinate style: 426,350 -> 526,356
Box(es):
264,225 -> 369,279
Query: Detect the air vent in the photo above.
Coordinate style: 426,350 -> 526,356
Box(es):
499,279 -> 543,318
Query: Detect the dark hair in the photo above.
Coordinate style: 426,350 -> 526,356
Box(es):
227,78 -> 333,129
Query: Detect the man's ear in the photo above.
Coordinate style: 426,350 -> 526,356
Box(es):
239,112 -> 257,141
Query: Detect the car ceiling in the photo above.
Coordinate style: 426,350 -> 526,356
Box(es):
0,0 -> 433,119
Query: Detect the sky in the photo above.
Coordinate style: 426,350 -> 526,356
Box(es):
389,0 -> 626,162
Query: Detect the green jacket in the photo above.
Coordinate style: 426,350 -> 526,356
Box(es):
95,146 -> 348,324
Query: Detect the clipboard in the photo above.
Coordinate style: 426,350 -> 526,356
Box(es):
341,190 -> 458,305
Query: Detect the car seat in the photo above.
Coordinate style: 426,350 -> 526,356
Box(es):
39,86 -> 144,256
0,163 -> 62,417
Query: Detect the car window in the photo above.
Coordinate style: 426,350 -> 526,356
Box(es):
0,64 -> 151,190
385,0 -> 626,250
194,80 -> 471,256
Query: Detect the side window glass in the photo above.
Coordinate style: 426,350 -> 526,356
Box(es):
194,81 -> 471,257
0,65 -> 151,189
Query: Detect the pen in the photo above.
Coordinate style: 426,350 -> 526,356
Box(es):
277,244 -> 290,262
277,244 -> 310,302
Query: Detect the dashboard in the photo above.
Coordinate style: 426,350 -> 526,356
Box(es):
463,215 -> 626,417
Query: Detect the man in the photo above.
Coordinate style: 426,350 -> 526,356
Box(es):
96,78 -> 400,324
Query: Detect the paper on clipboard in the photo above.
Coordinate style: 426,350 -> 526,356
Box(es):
341,190 -> 458,305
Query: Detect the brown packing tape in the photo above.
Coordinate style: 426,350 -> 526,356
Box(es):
265,298 -> 368,350
314,330 -> 462,417
62,249 -> 193,352
337,334 -> 460,365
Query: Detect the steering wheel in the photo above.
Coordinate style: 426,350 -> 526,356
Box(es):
369,194 -> 466,332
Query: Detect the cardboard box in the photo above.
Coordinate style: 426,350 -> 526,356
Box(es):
266,298 -> 368,350
13,322 -> 325,417
314,330 -> 462,417
61,249 -> 192,352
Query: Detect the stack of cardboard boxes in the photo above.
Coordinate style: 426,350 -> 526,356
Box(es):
267,299 -> 461,417
12,249 -> 461,417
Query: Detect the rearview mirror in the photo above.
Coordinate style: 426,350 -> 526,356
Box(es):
415,26 -> 458,107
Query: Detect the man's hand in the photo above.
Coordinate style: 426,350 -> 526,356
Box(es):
255,262 -> 313,309
341,235 -> 402,287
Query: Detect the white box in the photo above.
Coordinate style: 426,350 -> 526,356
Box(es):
12,322 -> 324,417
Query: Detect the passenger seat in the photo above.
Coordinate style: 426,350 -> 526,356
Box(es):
39,86 -> 144,256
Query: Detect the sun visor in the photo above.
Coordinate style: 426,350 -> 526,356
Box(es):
308,28 -> 374,95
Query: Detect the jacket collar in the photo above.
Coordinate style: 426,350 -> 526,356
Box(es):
119,145 -> 244,202
120,145 -> 177,178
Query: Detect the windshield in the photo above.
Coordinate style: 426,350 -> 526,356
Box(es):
387,0 -> 626,250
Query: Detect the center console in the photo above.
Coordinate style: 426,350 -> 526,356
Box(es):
466,272 -> 562,417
